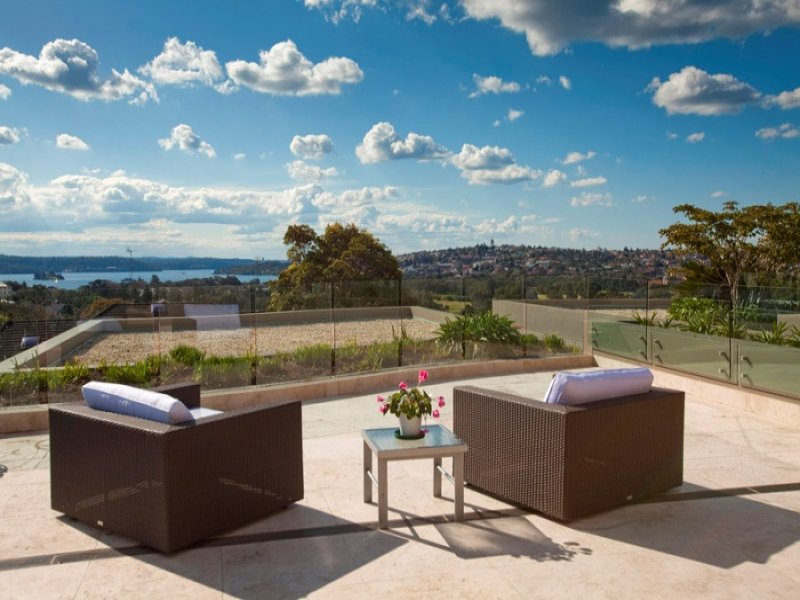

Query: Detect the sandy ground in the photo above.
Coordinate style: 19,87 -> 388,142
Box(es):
72,319 -> 441,363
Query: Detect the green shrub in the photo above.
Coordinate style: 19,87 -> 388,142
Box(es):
436,310 -> 521,344
169,344 -> 205,366
542,332 -> 566,353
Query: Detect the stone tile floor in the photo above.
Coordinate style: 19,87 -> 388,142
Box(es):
1,370 -> 799,599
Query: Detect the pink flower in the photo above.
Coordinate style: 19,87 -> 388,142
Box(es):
432,409 -> 440,419
376,395 -> 385,403
438,397 -> 446,408
418,369 -> 429,383
399,381 -> 408,391
379,403 -> 389,414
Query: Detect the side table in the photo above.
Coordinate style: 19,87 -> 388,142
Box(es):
362,424 -> 468,529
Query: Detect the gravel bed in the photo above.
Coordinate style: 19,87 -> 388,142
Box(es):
73,319 -> 441,364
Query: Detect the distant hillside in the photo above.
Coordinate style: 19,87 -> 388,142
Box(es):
0,254 -> 259,274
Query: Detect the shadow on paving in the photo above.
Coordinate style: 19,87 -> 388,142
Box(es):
572,481 -> 800,569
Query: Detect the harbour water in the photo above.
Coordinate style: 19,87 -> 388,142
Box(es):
0,270 -> 276,290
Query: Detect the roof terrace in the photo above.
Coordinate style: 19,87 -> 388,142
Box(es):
2,365 -> 799,598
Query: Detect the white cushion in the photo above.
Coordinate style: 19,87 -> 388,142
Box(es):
543,368 -> 654,406
82,381 -> 194,424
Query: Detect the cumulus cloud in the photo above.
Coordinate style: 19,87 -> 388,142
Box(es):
139,37 -> 226,90
559,75 -> 571,90
233,153 -> 246,160
0,38 -> 157,104
570,191 -> 613,207
768,87 -> 800,110
356,122 -> 449,164
313,186 -> 400,210
562,150 -> 596,165
158,124 -> 216,157
469,74 -> 521,98
632,194 -> 654,203
0,84 -> 10,99
56,133 -> 89,151
460,0 -> 800,56
451,143 -> 540,185
711,190 -> 726,198
756,123 -> 799,140
570,176 -> 607,187
666,131 -> 679,140
542,169 -> 566,188
286,159 -> 338,182
0,126 -> 21,145
225,40 -> 363,96
686,132 -> 705,143
290,133 -> 334,159
648,66 -> 761,116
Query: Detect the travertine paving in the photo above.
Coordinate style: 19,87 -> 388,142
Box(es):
1,370 -> 799,599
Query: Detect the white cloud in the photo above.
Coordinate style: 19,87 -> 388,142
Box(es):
632,194 -> 654,203
56,133 -> 89,151
711,190 -> 726,198
460,0 -> 800,56
756,123 -> 800,140
648,66 -> 761,116
286,159 -> 338,182
570,191 -> 613,207
536,75 -> 552,86
0,126 -> 21,145
451,144 -> 540,185
686,132 -> 705,143
303,0 -> 378,24
313,186 -> 400,209
139,37 -> 225,89
233,153 -> 246,160
492,119 -> 501,127
225,40 -> 363,96
569,227 -> 599,242
406,0 -> 437,24
0,38 -> 157,104
290,133 -> 334,159
666,131 -> 679,140
158,124 -> 216,158
469,74 -> 521,98
562,150 -> 596,165
570,176 -> 607,188
356,122 -> 449,164
768,86 -> 800,110
0,84 -> 10,99
542,169 -> 566,188
559,75 -> 571,90
506,108 -> 524,122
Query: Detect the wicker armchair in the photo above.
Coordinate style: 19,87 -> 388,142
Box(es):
454,385 -> 684,521
49,383 -> 304,553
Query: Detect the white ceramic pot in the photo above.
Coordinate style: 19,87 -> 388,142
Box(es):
398,414 -> 422,437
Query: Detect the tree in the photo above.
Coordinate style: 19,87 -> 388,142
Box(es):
269,223 -> 402,311
659,201 -> 800,309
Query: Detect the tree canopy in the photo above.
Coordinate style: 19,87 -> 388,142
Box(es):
659,201 -> 800,307
269,223 -> 402,310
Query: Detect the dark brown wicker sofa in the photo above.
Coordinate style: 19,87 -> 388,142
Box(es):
454,385 -> 684,521
49,383 -> 304,553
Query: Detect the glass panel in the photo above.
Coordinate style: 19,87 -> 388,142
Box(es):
518,276 -> 586,356
650,327 -> 732,381
738,339 -> 800,400
591,320 -> 649,361
333,280 -> 401,376
402,278 -> 464,365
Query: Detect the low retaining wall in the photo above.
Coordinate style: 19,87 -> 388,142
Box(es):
0,354 -> 595,433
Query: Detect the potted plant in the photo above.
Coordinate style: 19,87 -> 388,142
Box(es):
377,369 -> 445,437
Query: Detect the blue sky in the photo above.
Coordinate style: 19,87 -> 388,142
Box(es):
1,0 -> 799,259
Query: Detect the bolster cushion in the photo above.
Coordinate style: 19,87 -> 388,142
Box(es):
82,381 -> 194,424
543,367 -> 654,405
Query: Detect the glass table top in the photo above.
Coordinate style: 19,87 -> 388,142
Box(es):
362,424 -> 466,452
